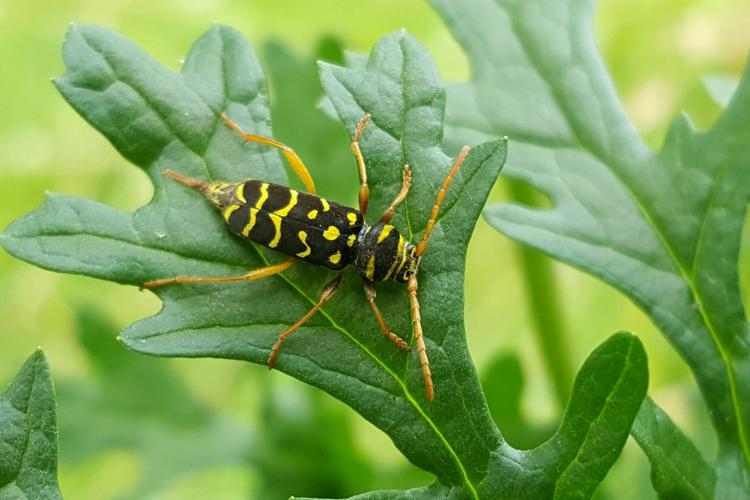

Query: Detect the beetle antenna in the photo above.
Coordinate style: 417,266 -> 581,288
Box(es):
163,169 -> 208,192
415,146 -> 469,257
408,273 -> 434,400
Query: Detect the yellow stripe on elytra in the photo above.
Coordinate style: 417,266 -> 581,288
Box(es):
223,204 -> 240,222
323,225 -> 340,241
256,183 -> 269,209
386,234 -> 404,279
329,251 -> 341,265
274,189 -> 298,217
347,212 -> 357,226
366,255 -> 376,280
320,198 -> 330,212
242,208 -> 258,236
377,225 -> 393,244
296,231 -> 311,258
395,247 -> 409,277
235,183 -> 246,203
347,234 -> 356,247
307,209 -> 318,220
268,213 -> 283,248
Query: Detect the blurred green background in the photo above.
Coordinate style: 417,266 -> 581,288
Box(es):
1,0 -> 748,498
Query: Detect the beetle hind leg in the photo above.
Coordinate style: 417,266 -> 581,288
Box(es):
141,257 -> 296,290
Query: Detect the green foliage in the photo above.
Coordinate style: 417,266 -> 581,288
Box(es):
0,351 -> 61,500
56,307 -> 251,499
0,23 -> 651,498
631,397 -> 715,499
429,0 -> 750,495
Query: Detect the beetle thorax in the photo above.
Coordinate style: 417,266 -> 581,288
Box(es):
353,223 -> 418,283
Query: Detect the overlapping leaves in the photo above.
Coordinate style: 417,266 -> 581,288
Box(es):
1,24 -> 649,498
0,351 -> 61,500
430,0 -> 750,495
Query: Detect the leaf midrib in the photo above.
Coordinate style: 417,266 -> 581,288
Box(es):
71,25 -> 487,496
253,245 -> 480,499
488,0 -> 750,466
553,338 -> 634,491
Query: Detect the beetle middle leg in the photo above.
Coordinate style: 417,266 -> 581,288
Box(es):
363,280 -> 410,351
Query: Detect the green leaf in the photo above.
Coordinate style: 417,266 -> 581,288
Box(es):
478,332 -> 647,499
0,23 -> 650,498
702,75 -> 739,110
0,350 -> 61,500
56,307 -> 251,499
251,381 -> 380,499
1,24 -> 505,497
631,397 -> 715,500
430,0 -> 750,493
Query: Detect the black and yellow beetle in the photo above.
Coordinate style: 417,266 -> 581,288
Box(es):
144,113 -> 469,401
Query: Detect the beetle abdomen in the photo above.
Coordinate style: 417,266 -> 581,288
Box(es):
222,180 -> 364,270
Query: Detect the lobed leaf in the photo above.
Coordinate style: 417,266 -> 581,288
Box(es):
0,351 -> 61,500
1,24 -> 506,497
631,397 -> 715,500
1,22 -> 653,498
430,0 -> 750,493
56,307 -> 251,499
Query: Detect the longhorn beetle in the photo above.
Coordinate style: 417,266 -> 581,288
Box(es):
143,112 -> 469,401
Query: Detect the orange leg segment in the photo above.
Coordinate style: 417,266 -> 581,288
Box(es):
351,113 -> 371,216
379,164 -> 412,224
221,112 -> 317,195
407,274 -> 434,401
141,257 -> 295,290
267,273 -> 343,369
363,280 -> 411,351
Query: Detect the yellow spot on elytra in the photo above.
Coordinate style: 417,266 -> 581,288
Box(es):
256,183 -> 269,209
377,225 -> 393,244
347,234 -> 356,247
323,225 -> 340,241
329,251 -> 341,265
223,204 -> 240,222
268,213 -> 283,248
297,231 -> 311,258
235,183 -> 246,203
274,190 -> 298,217
347,212 -> 357,226
321,198 -> 330,212
366,255 -> 376,280
242,208 -> 258,236
386,234 -> 404,279
307,209 -> 318,220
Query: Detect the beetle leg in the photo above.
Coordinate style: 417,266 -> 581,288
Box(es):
363,280 -> 410,351
141,257 -> 295,290
267,272 -> 343,369
379,164 -> 412,224
221,112 -> 317,195
351,113 -> 371,216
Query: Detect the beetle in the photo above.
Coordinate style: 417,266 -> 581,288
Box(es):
143,112 -> 469,401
